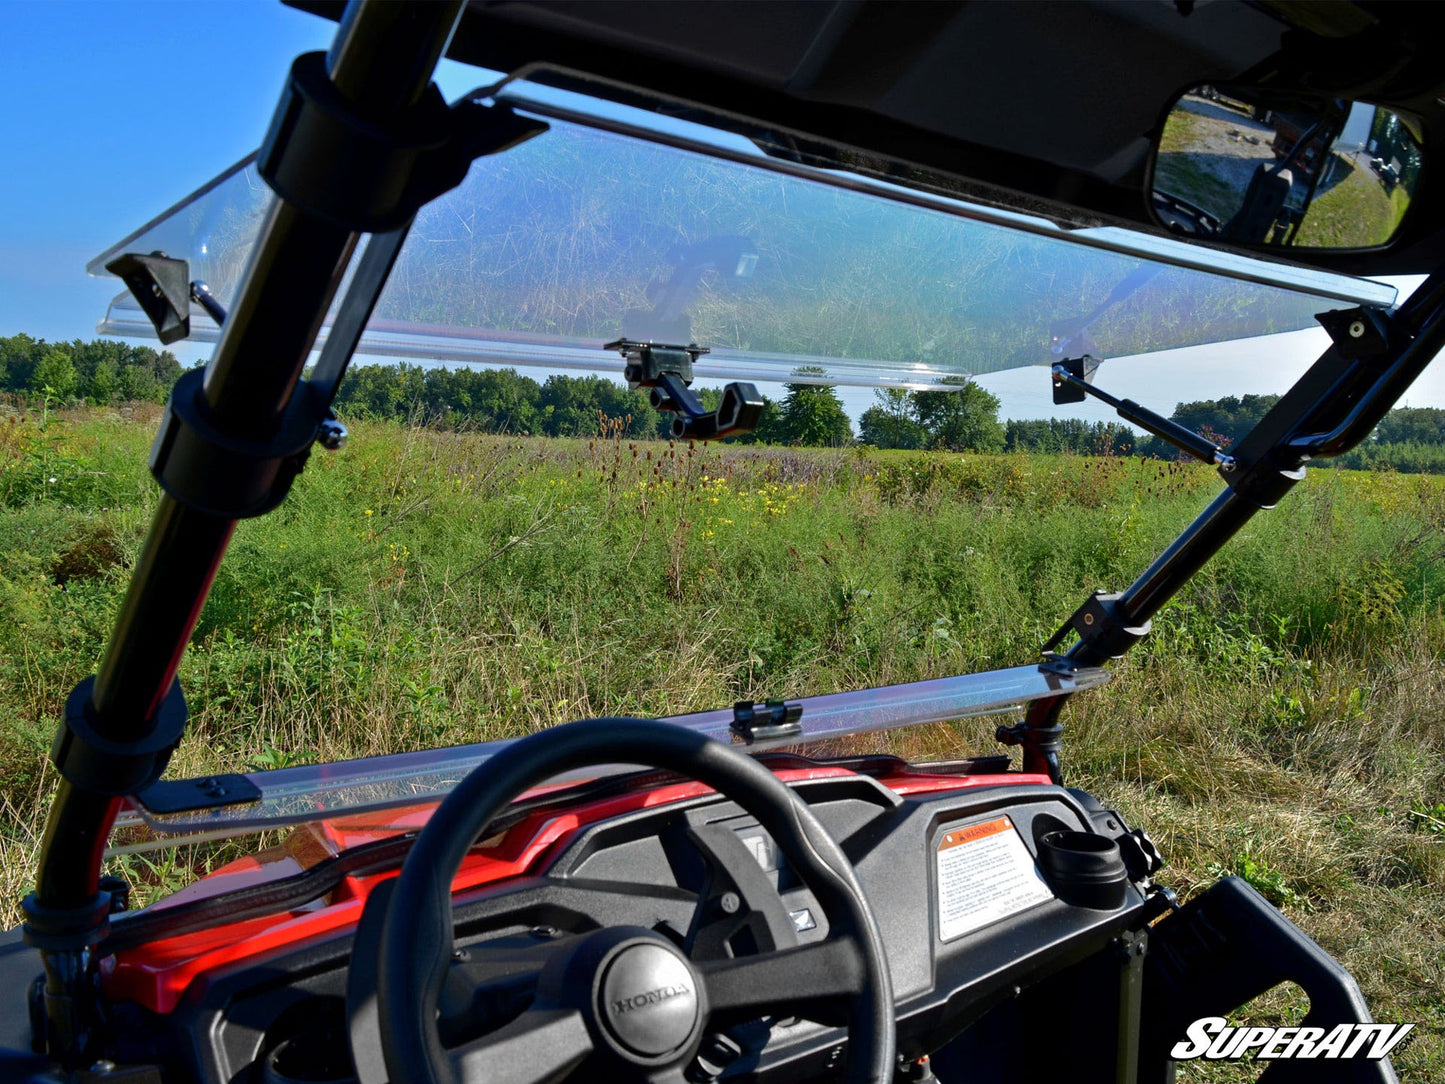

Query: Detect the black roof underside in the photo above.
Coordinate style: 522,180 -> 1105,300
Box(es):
289,0 -> 1445,278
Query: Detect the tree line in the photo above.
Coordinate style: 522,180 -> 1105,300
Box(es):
7,335 -> 1445,465
0,334 -> 182,404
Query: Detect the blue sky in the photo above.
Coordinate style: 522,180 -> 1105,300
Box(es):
0,0 -> 482,347
1,1 -> 1437,422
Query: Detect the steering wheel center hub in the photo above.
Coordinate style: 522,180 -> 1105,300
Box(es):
597,942 -> 701,1059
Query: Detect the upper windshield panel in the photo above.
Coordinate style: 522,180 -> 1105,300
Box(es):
90,88 -> 1395,390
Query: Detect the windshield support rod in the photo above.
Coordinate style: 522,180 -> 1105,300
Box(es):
309,225 -> 413,407
24,1 -> 465,1068
1012,264 -> 1445,781
1050,361 -> 1236,470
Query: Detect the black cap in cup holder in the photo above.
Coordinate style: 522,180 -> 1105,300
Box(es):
1036,830 -> 1129,910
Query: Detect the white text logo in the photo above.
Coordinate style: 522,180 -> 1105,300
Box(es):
1171,1018 -> 1414,1061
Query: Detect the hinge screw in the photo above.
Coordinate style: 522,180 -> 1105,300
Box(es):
1348,319 -> 1367,339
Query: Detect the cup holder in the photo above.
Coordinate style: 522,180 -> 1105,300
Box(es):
262,1027 -> 359,1084
1037,830 -> 1129,910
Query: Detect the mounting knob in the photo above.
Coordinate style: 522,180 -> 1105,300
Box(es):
317,417 -> 348,451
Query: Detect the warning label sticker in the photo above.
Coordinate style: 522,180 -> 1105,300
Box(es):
936,816 -> 1054,941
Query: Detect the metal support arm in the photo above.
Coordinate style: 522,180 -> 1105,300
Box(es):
1006,271 -> 1445,780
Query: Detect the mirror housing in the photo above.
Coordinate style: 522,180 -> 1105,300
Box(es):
1148,85 -> 1423,252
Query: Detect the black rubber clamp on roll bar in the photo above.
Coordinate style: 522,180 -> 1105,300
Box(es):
1040,589 -> 1151,661
258,51 -> 546,233
50,676 -> 187,798
21,890 -> 113,953
149,369 -> 327,520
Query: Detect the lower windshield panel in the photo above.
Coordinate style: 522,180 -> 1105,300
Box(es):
109,662 -> 1107,851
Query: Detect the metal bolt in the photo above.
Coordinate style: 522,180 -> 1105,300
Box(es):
719,892 -> 741,915
1083,613 -> 1095,626
317,418 -> 348,451
1348,319 -> 1367,339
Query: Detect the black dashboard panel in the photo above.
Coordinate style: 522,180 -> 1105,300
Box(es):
105,778 -> 1153,1083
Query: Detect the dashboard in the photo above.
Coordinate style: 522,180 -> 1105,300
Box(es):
88,774 -> 1159,1083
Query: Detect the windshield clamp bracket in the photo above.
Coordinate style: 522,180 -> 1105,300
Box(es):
994,717 -> 1065,782
258,52 -> 547,233
605,339 -> 764,441
50,676 -> 187,798
731,700 -> 803,744
1315,306 -> 1400,365
150,369 -> 335,519
1041,590 -> 1152,661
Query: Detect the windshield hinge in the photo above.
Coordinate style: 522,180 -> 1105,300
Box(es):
1041,589 -> 1152,661
730,699 -> 803,744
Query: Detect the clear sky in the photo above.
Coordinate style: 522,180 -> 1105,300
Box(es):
2,0 -> 1438,425
0,0 -> 482,347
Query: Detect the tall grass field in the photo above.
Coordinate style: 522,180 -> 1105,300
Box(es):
0,403 -> 1441,1079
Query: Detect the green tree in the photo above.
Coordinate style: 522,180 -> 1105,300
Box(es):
0,333 -> 41,392
913,377 -> 1004,452
859,389 -> 927,449
1170,395 -> 1279,450
31,349 -> 78,400
1375,407 -> 1445,446
467,369 -> 543,434
778,368 -> 853,446
118,363 -> 162,403
539,375 -> 649,437
85,360 -> 120,404
1004,418 -> 1137,456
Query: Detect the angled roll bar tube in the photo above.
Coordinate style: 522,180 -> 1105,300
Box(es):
1011,267 -> 1445,779
29,0 -> 465,1063
1100,269 -> 1445,650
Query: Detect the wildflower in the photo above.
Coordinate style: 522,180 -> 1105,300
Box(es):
364,509 -> 374,516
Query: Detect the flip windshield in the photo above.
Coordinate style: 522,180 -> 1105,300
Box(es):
91,84 -> 1392,391
91,82 -> 1397,854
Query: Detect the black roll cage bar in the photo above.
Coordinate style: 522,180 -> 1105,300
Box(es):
16,0 -> 1445,1069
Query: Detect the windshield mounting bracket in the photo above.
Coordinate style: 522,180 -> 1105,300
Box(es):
605,338 -> 765,441
730,699 -> 803,744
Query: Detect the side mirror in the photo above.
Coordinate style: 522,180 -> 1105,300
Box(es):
1149,86 -> 1422,251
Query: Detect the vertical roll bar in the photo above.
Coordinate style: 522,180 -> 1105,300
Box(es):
28,0 -> 466,1064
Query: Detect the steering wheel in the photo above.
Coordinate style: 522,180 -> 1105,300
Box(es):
361,718 -> 895,1084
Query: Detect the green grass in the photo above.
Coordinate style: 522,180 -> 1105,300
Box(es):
1,404 -> 1442,1078
1294,157 -> 1409,249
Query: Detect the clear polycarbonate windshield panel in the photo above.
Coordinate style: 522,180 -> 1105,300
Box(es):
90,84 -> 1395,392
106,663 -> 1108,852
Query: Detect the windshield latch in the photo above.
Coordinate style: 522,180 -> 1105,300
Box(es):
730,700 -> 803,744
605,339 -> 764,441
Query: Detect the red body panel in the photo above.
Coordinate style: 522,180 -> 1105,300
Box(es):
104,769 -> 1048,1014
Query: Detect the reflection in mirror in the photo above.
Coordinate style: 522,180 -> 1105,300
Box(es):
1151,86 -> 1421,250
